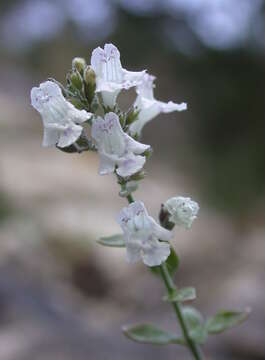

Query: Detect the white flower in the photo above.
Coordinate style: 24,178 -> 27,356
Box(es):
164,196 -> 199,229
91,112 -> 150,177
31,81 -> 92,148
117,201 -> 172,267
129,73 -> 187,136
91,43 -> 146,108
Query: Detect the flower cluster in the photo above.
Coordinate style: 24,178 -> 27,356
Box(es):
30,43 -> 196,267
31,43 -> 249,357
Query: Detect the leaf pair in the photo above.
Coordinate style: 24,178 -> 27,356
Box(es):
123,307 -> 250,347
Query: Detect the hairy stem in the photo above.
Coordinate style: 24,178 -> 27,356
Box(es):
125,192 -> 204,360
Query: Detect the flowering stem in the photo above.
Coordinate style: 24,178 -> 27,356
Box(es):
159,263 -> 204,360
124,191 -> 204,360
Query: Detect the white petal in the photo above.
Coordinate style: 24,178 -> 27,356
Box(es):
92,113 -> 126,156
149,217 -> 173,242
125,240 -> 142,263
142,240 -> 170,267
158,101 -> 187,113
129,201 -> 148,217
122,69 -> 146,89
130,100 -> 161,136
91,44 -> 123,86
57,124 -> 83,148
40,80 -> 62,97
101,89 -> 121,108
125,133 -> 150,154
98,153 -> 116,175
68,106 -> 92,124
116,154 -> 145,177
135,73 -> 156,99
42,127 -> 59,147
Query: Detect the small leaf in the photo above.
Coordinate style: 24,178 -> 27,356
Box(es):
122,324 -> 184,345
182,307 -> 207,344
206,308 -> 250,334
164,287 -> 196,303
97,234 -> 125,247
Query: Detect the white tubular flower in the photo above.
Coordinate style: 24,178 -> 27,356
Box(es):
31,81 -> 92,148
91,43 -> 146,108
91,112 -> 150,177
164,196 -> 199,229
129,73 -> 187,136
117,201 -> 172,267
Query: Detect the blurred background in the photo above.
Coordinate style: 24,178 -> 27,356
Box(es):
0,0 -> 265,359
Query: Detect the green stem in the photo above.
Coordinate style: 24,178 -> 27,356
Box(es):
126,193 -> 134,204
124,192 -> 204,360
160,263 -> 204,360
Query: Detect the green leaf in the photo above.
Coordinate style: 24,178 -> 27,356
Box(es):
163,287 -> 196,303
122,324 -> 184,345
97,234 -> 125,247
182,307 -> 208,344
206,309 -> 250,334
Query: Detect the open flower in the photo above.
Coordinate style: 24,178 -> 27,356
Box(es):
91,112 -> 150,177
164,196 -> 199,229
129,73 -> 187,136
91,43 -> 146,108
31,81 -> 92,148
117,201 -> 172,267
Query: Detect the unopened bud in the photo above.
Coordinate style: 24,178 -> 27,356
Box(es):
84,66 -> 96,104
84,66 -> 96,86
72,57 -> 86,74
70,71 -> 83,91
164,196 -> 199,229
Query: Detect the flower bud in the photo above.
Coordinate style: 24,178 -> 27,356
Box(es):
84,66 -> 96,104
70,71 -> 83,91
84,66 -> 96,86
163,196 -> 199,229
72,57 -> 86,74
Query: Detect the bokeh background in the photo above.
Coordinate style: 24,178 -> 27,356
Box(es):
0,0 -> 265,359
